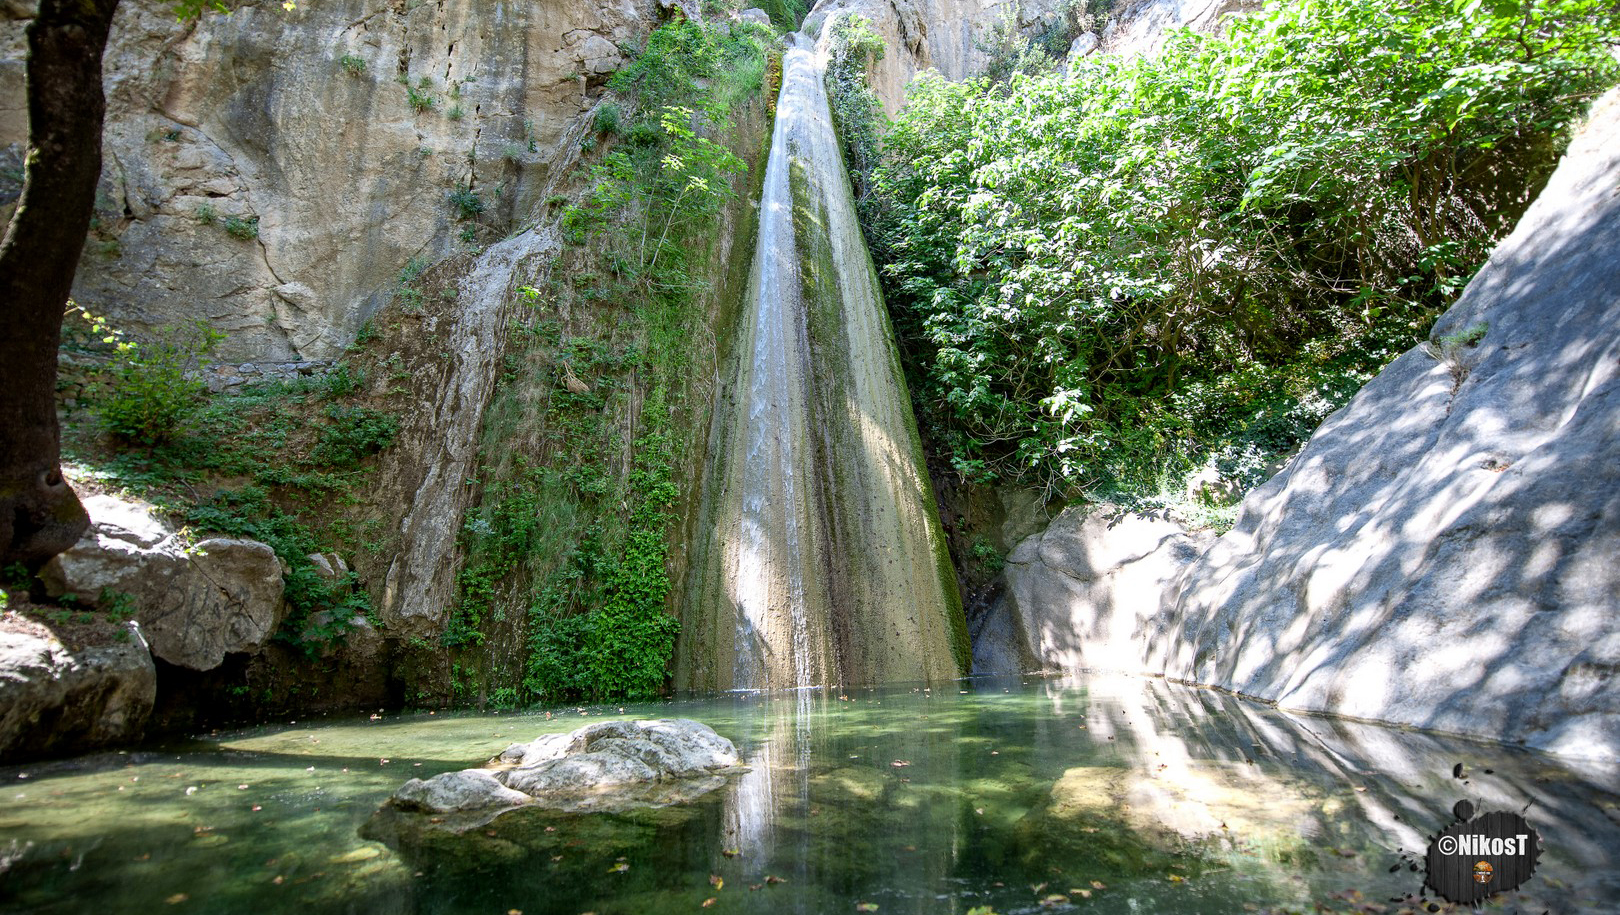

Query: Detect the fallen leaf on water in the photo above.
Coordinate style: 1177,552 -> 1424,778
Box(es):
702,899 -> 717,909
1090,881 -> 1106,889
765,875 -> 785,885
1031,883 -> 1047,894
709,874 -> 724,889
1071,889 -> 1092,899
272,876 -> 284,885
610,862 -> 630,873
508,910 -> 522,914
890,760 -> 910,768
1167,873 -> 1185,883
1039,895 -> 1069,908
721,847 -> 740,858
856,903 -> 879,912
749,884 -> 763,891
966,907 -> 997,915
165,893 -> 188,904
237,784 -> 249,790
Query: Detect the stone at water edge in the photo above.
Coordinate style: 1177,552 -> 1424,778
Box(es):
387,719 -> 744,817
393,769 -> 532,814
0,614 -> 156,760
38,494 -> 285,672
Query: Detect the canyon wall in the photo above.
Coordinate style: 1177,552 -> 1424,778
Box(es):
2,0 -> 655,362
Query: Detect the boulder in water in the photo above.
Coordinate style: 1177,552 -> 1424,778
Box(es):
387,718 -> 743,818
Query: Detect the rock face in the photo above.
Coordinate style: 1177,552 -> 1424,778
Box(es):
390,719 -> 742,818
975,505 -> 1211,675
0,0 -> 656,362
39,494 -> 285,671
1099,0 -> 1257,58
1146,88 -> 1620,760
804,0 -> 1244,115
0,613 -> 156,761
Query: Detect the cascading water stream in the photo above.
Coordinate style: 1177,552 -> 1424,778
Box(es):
678,27 -> 968,691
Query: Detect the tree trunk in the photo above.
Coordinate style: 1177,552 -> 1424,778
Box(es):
0,0 -> 122,569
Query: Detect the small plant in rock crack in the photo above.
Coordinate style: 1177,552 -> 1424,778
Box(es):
223,215 -> 259,240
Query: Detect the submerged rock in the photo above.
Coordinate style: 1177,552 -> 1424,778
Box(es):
38,494 -> 285,671
387,719 -> 743,820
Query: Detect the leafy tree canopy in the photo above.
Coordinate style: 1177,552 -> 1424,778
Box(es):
864,0 -> 1618,507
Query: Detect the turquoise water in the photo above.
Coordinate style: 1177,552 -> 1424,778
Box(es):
3,675 -> 1618,914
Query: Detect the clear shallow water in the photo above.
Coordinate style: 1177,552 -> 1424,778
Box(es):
3,675 -> 1618,914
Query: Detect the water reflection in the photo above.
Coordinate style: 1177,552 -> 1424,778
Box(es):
2,676 -> 1618,914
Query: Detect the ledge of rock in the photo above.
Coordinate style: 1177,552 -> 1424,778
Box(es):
388,719 -> 743,823
0,611 -> 156,761
38,494 -> 285,671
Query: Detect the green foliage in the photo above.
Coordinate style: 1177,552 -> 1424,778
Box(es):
80,307 -> 223,447
406,82 -> 437,112
761,0 -> 808,29
974,0 -> 1104,85
825,15 -> 887,200
865,0 -> 1618,504
338,54 -> 367,77
449,18 -> 774,705
186,487 -> 371,651
449,184 -> 484,220
447,104 -> 465,121
222,215 -> 259,240
593,102 -> 623,135
194,202 -> 217,224
310,405 -> 399,467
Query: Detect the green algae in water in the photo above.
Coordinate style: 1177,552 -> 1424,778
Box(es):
3,676 -> 1619,914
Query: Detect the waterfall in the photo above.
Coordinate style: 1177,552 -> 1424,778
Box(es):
678,29 -> 967,691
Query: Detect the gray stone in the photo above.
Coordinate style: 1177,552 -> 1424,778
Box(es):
393,769 -> 531,813
991,505 -> 1211,675
738,7 -> 772,24
390,718 -> 742,817
307,551 -> 349,583
0,614 -> 156,760
40,494 -> 286,671
1064,31 -> 1098,66
1147,88 -> 1620,761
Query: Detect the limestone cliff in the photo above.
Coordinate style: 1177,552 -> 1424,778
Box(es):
2,0 -> 654,362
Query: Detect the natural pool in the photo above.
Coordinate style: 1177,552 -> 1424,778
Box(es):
3,675 -> 1618,914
